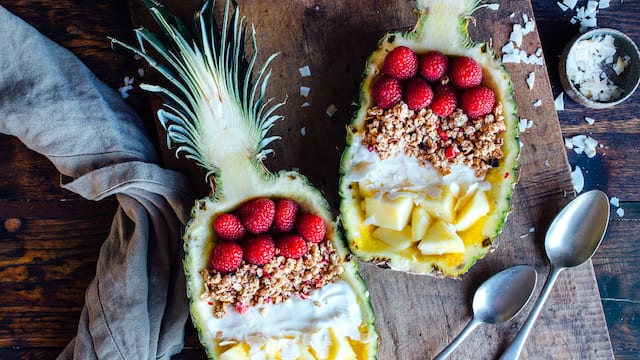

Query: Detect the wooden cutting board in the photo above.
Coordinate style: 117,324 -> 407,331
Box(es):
133,1 -> 614,358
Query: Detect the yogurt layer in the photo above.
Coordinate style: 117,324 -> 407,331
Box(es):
345,135 -> 490,198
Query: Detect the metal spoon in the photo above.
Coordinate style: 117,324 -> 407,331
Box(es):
434,265 -> 537,360
499,190 -> 610,360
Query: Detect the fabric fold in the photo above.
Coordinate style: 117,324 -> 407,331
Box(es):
0,5 -> 193,360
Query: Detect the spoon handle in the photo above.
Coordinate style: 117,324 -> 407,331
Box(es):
433,318 -> 482,360
499,266 -> 563,360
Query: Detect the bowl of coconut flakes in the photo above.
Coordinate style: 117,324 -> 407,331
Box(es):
559,28 -> 640,108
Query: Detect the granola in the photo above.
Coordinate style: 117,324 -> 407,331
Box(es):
361,101 -> 505,177
201,240 -> 344,318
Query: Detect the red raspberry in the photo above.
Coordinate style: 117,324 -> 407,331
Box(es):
403,78 -> 433,111
449,56 -> 482,89
274,199 -> 299,233
240,198 -> 275,234
431,84 -> 458,117
213,213 -> 246,241
209,242 -> 243,274
419,51 -> 448,81
276,234 -> 308,259
296,213 -> 326,243
243,234 -> 276,265
372,76 -> 402,109
460,86 -> 496,119
383,46 -> 418,80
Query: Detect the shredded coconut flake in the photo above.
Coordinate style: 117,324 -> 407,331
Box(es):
584,116 -> 596,125
298,65 -> 311,77
301,102 -> 310,108
533,99 -> 542,107
526,72 -> 536,89
616,207 -> 625,217
300,86 -> 311,97
300,127 -> 306,136
571,165 -> 585,193
486,3 -> 500,10
554,92 -> 565,110
326,104 -> 338,117
610,196 -> 619,207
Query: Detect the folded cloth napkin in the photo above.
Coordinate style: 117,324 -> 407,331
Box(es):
0,6 -> 193,360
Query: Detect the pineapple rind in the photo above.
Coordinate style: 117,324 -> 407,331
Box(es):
184,168 -> 377,359
340,0 -> 519,276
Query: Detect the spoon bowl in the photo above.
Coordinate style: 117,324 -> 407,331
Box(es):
545,190 -> 610,268
500,190 -> 610,360
434,265 -> 537,360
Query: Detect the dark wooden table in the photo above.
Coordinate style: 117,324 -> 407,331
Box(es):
0,0 -> 637,359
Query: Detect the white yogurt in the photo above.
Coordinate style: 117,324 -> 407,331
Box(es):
345,135 -> 488,197
209,280 -> 363,346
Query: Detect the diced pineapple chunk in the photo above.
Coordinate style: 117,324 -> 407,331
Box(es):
416,187 -> 455,223
329,328 -> 357,360
418,219 -> 465,255
298,344 -> 317,360
411,206 -> 432,241
455,190 -> 490,231
372,226 -> 414,250
358,180 -> 375,198
220,342 -> 250,360
364,195 -> 413,231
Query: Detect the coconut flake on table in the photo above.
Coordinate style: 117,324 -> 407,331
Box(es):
298,65 -> 311,77
571,165 -> 585,193
610,196 -> 619,207
565,134 -> 599,158
526,72 -> 536,89
557,1 -> 569,11
519,118 -> 533,132
554,92 -> 565,110
533,99 -> 543,107
326,104 -> 338,117
616,207 -> 625,217
563,0 -> 579,10
599,0 -> 610,9
301,102 -> 310,108
300,86 -> 311,97
585,116 -> 596,125
300,127 -> 306,136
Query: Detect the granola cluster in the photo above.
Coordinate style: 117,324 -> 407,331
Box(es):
201,240 -> 344,318
361,102 -> 506,177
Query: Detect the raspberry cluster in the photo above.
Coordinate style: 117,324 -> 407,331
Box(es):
209,197 -> 327,274
372,46 -> 496,119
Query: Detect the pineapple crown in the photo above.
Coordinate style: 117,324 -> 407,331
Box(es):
110,0 -> 284,195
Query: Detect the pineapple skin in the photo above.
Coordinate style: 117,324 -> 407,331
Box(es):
339,0 -> 520,276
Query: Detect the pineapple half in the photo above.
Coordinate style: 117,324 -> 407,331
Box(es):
112,0 -> 377,358
339,0 -> 520,276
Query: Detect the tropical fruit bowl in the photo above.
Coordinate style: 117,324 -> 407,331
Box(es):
113,0 -> 377,359
339,0 -> 520,276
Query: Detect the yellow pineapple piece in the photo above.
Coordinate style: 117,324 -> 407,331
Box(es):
455,190 -> 490,231
364,195 -> 413,231
411,206 -> 432,241
372,226 -> 414,250
418,219 -> 465,255
219,342 -> 250,360
416,187 -> 455,223
329,328 -> 357,360
358,180 -> 375,198
298,344 -> 317,360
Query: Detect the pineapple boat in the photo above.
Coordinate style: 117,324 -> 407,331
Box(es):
340,0 -> 520,276
112,0 -> 376,358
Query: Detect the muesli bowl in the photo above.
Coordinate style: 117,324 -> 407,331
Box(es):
559,28 -> 640,109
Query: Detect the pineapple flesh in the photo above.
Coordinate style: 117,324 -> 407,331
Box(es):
113,0 -> 377,358
339,0 -> 520,276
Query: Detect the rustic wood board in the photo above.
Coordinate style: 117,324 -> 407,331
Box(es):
0,0 -> 615,359
159,1 -> 611,359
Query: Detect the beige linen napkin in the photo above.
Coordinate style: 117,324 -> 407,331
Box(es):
0,6 -> 192,359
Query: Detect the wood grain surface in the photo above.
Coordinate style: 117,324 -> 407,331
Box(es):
0,0 -> 637,359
